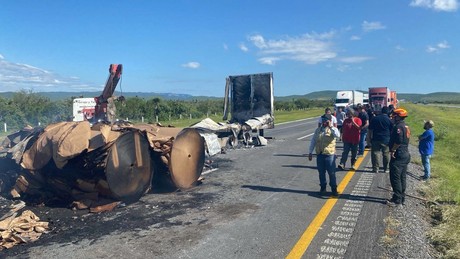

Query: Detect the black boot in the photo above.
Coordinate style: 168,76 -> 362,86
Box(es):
331,186 -> 338,196
320,186 -> 327,195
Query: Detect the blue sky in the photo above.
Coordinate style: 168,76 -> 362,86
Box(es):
0,0 -> 459,97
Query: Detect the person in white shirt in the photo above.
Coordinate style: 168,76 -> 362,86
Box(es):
317,107 -> 337,128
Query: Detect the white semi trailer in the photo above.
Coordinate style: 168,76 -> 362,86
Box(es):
334,90 -> 364,110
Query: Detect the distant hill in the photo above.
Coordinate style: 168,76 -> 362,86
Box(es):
1,90 -> 459,103
397,92 -> 460,103
275,90 -> 337,101
277,91 -> 460,103
0,91 -> 202,101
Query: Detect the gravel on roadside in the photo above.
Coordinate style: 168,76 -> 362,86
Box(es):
379,145 -> 441,258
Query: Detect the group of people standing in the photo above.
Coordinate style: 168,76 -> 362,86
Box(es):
335,105 -> 369,171
308,105 -> 435,206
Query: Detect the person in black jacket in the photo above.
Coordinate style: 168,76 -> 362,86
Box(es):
387,108 -> 411,206
368,106 -> 393,173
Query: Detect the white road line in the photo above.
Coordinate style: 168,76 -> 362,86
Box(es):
202,168 -> 219,175
317,173 -> 374,259
297,133 -> 314,140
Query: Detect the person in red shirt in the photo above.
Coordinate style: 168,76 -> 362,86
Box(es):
338,108 -> 362,170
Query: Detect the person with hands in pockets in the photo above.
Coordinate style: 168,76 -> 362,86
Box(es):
309,114 -> 341,196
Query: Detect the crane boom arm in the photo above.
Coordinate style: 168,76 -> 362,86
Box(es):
94,64 -> 123,122
100,64 -> 123,101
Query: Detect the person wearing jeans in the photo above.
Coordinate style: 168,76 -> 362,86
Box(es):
418,120 -> 435,180
338,108 -> 362,170
316,154 -> 337,193
309,114 -> 341,196
356,105 -> 369,156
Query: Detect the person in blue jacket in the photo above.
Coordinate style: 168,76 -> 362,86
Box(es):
418,120 -> 435,180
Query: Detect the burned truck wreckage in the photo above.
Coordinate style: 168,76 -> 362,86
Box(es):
191,72 -> 275,155
0,72 -> 275,249
0,72 -> 275,207
0,122 -> 205,208
1,71 -> 274,193
0,72 -> 274,206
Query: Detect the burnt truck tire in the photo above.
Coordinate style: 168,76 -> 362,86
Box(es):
169,128 -> 205,190
105,130 -> 153,203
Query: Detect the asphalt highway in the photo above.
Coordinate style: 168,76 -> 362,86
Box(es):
3,118 -> 393,258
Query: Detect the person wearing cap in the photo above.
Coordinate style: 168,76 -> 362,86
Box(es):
387,108 -> 411,206
418,120 -> 435,180
368,106 -> 393,173
317,107 -> 338,128
309,114 -> 341,196
337,107 -> 362,170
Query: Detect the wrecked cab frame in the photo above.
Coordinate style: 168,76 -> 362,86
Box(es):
191,73 -> 275,154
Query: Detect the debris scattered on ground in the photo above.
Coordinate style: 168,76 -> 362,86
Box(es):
0,206 -> 49,250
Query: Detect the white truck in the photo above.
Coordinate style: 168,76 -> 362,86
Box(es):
334,90 -> 364,111
72,98 -> 96,121
72,64 -> 123,122
363,93 -> 369,106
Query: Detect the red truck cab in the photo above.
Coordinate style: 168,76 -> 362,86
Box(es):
369,87 -> 391,112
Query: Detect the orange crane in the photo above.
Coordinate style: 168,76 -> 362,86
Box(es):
93,64 -> 123,122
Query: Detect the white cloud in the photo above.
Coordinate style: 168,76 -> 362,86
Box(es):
337,64 -> 350,72
258,57 -> 280,65
223,44 -> 228,50
0,54 -> 4,60
362,21 -> 386,32
239,43 -> 249,52
410,0 -> 459,12
426,40 -> 451,53
248,34 -> 268,49
0,57 -> 93,92
395,45 -> 405,51
181,62 -> 200,69
338,56 -> 373,63
437,41 -> 450,49
248,32 -> 337,65
426,46 -> 438,52
350,35 -> 361,41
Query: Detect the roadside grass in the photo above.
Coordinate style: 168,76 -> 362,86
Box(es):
403,103 -> 460,257
273,108 -> 324,123
380,217 -> 401,248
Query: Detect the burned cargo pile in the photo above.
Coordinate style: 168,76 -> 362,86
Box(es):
0,121 -> 205,211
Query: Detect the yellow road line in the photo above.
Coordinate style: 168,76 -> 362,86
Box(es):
286,150 -> 368,259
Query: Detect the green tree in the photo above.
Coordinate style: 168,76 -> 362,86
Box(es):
0,96 -> 27,131
118,96 -> 146,121
11,90 -> 55,126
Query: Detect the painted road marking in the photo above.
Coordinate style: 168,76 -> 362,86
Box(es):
285,150 -> 369,259
317,173 -> 373,259
297,133 -> 314,140
202,168 -> 218,175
